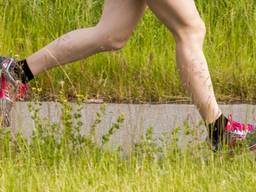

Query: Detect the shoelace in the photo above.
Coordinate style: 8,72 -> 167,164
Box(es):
225,114 -> 255,146
226,114 -> 254,133
16,83 -> 28,100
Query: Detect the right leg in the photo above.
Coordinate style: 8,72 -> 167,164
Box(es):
146,0 -> 221,124
26,0 -> 146,75
147,0 -> 256,151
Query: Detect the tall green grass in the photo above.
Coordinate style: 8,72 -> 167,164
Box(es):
1,137 -> 256,191
1,0 -> 256,103
0,99 -> 255,191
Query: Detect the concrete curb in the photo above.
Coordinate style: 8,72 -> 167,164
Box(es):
10,102 -> 256,150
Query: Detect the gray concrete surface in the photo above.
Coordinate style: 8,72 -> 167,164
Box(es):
10,102 -> 256,150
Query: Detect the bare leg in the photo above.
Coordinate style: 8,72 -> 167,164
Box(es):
26,0 -> 146,75
147,0 -> 221,124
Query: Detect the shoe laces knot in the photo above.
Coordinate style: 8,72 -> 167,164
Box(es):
16,84 -> 28,100
226,114 -> 254,134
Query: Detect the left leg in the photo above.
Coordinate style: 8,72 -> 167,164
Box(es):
0,0 -> 146,127
27,0 -> 146,76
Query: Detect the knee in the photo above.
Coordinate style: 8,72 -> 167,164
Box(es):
104,35 -> 128,51
96,27 -> 130,51
174,18 -> 206,45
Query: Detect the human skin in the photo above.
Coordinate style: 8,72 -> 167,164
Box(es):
26,0 -> 221,124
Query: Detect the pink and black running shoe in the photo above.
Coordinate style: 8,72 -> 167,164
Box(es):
222,114 -> 256,152
0,57 -> 28,127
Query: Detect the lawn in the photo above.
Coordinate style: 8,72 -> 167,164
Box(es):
0,1 -> 255,191
0,101 -> 254,191
0,108 -> 255,192
1,0 -> 256,103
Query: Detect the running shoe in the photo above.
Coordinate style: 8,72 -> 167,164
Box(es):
0,57 -> 28,127
0,57 -> 4,63
212,114 -> 256,152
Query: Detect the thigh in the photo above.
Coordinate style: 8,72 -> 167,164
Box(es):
146,0 -> 203,36
97,0 -> 146,37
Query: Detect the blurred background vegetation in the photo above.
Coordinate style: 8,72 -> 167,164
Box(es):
1,0 -> 256,103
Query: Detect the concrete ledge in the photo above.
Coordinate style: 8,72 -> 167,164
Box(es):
10,102 -> 256,149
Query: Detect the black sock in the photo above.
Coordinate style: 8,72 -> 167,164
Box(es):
208,114 -> 228,151
15,59 -> 34,83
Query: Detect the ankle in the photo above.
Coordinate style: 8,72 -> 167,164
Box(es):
207,114 -> 228,150
16,59 -> 34,83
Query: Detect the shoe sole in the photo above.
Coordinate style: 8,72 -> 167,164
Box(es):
0,72 -> 12,127
248,143 -> 256,151
219,143 -> 256,159
0,99 -> 11,127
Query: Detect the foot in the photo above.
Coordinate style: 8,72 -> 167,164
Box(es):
0,57 -> 28,127
216,114 -> 256,152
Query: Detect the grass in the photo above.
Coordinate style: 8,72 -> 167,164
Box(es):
0,99 -> 254,192
0,1 -> 255,191
1,145 -> 256,192
1,0 -> 256,103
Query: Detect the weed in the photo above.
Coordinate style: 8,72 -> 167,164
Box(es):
1,0 -> 256,102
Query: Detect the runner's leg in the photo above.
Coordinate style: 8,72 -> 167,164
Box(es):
26,0 -> 146,75
146,0 -> 221,124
